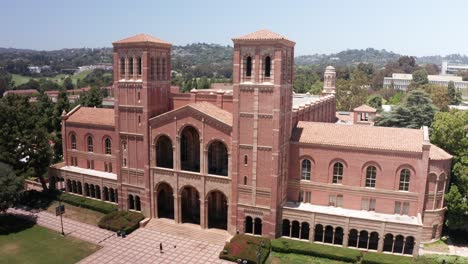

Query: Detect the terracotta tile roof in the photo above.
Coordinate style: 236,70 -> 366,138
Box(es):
67,107 -> 115,127
353,104 -> 377,112
189,102 -> 232,126
113,34 -> 170,45
336,112 -> 353,123
429,144 -> 452,160
292,121 -> 424,153
4,89 -> 38,95
232,29 -> 294,43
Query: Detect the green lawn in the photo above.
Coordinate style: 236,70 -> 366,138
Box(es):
11,74 -> 31,86
267,251 -> 348,264
0,215 -> 100,264
10,70 -> 92,87
423,239 -> 449,253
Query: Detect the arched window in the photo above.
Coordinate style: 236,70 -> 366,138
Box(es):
399,169 -> 410,191
156,135 -> 173,168
365,166 -> 377,188
244,176 -> 248,185
105,138 -> 112,155
332,162 -> 343,184
128,194 -> 135,210
135,196 -> 141,211
301,159 -> 311,180
180,126 -> 200,172
244,155 -> 248,165
245,56 -> 252,77
137,57 -> 142,76
264,56 -> 271,77
208,141 -> 228,176
87,136 -> 93,152
122,141 -> 127,151
120,58 -> 125,78
70,134 -> 77,149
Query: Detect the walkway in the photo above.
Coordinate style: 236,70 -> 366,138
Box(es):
7,207 -> 231,264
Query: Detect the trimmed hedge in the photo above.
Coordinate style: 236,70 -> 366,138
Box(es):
219,234 -> 271,264
20,190 -> 117,214
98,211 -> 145,234
57,192 -> 117,214
271,238 -> 361,263
362,252 -> 413,264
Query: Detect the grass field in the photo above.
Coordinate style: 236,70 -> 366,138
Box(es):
0,216 -> 100,264
267,252 -> 348,264
11,69 -> 92,87
423,239 -> 449,253
45,200 -> 105,226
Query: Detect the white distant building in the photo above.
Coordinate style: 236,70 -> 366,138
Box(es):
441,60 -> 468,75
383,73 -> 468,98
76,64 -> 113,73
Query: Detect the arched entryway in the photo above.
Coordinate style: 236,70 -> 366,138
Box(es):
207,190 -> 228,230
245,216 -> 253,234
180,126 -> 200,172
157,183 -> 174,219
180,186 -> 200,224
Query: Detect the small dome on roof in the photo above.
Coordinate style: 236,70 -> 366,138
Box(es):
325,65 -> 335,71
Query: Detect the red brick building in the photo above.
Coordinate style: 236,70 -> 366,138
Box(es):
50,30 -> 452,256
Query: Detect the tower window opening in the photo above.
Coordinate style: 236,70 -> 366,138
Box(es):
246,57 -> 252,77
128,57 -> 134,76
137,57 -> 142,76
264,56 -> 271,77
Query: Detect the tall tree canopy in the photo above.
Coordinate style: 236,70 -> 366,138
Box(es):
375,90 -> 438,128
0,162 -> 24,212
0,94 -> 53,190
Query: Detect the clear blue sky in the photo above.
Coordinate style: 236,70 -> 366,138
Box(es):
1,0 -> 467,56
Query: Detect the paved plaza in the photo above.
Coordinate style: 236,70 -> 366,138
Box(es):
8,207 -> 232,263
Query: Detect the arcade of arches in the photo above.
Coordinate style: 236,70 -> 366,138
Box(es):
154,127 -> 229,177
281,219 -> 415,255
51,176 -> 120,205
154,183 -> 229,231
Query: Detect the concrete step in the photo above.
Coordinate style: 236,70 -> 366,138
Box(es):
145,218 -> 232,246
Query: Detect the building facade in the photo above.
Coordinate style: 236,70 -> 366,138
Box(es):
50,30 -> 452,257
383,73 -> 468,99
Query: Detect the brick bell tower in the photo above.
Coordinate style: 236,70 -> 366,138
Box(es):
112,34 -> 171,216
231,30 -> 295,238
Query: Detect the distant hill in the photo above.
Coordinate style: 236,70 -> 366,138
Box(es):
1,44 -> 467,77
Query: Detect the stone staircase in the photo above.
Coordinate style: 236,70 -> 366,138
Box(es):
145,218 -> 232,245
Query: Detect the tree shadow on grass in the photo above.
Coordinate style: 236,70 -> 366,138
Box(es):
0,213 -> 38,235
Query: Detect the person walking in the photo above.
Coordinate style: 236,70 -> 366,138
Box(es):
159,242 -> 163,253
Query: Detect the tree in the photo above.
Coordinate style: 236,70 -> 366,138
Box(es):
445,186 -> 468,229
367,95 -> 383,110
36,88 -> 55,133
336,69 -> 369,111
63,76 -> 74,90
0,162 -> 24,212
375,90 -> 437,128
431,110 -> 468,195
0,69 -> 13,97
448,81 -> 461,105
0,95 -> 53,190
79,87 -> 103,108
53,87 -> 70,131
420,84 -> 450,111
412,69 -> 429,87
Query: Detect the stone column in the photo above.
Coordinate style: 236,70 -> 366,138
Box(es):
174,194 -> 180,223
332,228 -> 336,244
200,138 -> 205,174
228,153 -> 232,177
200,198 -> 206,228
377,236 -> 384,252
432,178 -> 439,210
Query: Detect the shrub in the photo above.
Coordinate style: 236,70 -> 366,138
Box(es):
57,192 -> 117,214
271,238 -> 361,263
19,190 -> 117,214
219,234 -> 271,264
415,254 -> 468,264
362,252 -> 413,264
98,211 -> 145,234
